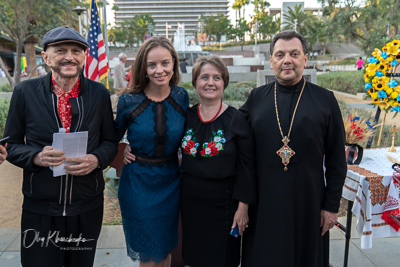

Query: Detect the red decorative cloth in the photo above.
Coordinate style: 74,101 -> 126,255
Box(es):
51,76 -> 80,133
382,173 -> 400,231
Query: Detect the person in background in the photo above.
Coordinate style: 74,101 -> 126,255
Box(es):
114,36 -> 189,267
356,57 -> 364,71
37,66 -> 47,76
240,31 -> 346,267
3,26 -> 118,267
0,144 -> 7,164
180,58 -> 189,73
113,52 -> 128,90
179,55 -> 256,267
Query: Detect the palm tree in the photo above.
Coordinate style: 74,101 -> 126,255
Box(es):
233,1 -> 242,21
282,4 -> 311,35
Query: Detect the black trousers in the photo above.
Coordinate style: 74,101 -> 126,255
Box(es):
20,205 -> 103,267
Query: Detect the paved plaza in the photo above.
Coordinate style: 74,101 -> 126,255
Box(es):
1,161 -> 399,266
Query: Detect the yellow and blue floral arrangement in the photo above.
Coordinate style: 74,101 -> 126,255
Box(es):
365,40 -> 400,111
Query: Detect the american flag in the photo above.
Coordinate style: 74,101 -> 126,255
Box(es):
84,0 -> 109,83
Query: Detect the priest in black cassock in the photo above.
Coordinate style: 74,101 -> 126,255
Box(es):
240,31 -> 347,267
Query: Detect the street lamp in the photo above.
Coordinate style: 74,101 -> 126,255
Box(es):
72,6 -> 87,35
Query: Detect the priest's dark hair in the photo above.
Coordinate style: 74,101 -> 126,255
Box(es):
270,31 -> 308,56
191,55 -> 230,90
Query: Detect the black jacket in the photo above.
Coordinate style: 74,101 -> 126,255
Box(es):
4,72 -> 118,216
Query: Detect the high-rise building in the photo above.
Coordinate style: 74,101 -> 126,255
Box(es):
114,0 -> 229,38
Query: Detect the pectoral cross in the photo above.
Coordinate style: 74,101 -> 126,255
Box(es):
277,136 -> 295,171
389,125 -> 399,152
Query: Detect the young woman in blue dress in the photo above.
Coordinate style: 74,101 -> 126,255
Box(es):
114,36 -> 189,267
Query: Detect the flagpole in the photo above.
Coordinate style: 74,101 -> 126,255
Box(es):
103,0 -> 110,76
166,22 -> 168,39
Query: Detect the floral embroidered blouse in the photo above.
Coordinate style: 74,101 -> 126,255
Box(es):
181,104 -> 256,204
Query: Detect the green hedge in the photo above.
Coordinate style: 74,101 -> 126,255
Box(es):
0,83 -> 12,92
0,98 -> 10,138
317,71 -> 365,95
179,81 -> 255,106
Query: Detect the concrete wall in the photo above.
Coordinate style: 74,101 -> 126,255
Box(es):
221,58 -> 233,66
233,57 -> 260,66
212,51 -> 254,57
257,69 -> 317,87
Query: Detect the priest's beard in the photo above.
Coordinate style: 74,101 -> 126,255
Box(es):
50,62 -> 83,79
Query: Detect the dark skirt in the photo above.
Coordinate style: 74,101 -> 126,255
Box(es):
181,174 -> 240,267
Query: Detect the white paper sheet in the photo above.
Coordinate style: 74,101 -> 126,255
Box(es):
52,131 -> 88,177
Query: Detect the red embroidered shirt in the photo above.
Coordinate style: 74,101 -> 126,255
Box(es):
52,76 -> 80,133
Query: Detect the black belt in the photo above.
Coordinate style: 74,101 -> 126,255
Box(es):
135,154 -> 177,163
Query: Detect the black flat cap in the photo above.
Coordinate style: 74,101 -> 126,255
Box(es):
42,26 -> 89,51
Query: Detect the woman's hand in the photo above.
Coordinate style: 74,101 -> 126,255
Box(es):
124,144 -> 136,165
231,202 -> 249,236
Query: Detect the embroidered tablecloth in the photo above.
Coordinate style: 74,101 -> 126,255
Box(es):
342,147 -> 400,249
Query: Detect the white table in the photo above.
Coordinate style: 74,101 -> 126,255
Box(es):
342,147 -> 400,249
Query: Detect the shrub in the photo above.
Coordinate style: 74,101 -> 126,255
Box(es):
179,81 -> 194,90
0,98 -> 10,138
0,83 -> 12,92
317,71 -> 365,95
181,81 -> 253,106
101,78 -> 115,95
337,99 -> 374,122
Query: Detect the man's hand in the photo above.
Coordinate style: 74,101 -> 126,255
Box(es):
64,154 -> 99,176
0,144 -> 7,164
33,146 -> 65,167
320,210 -> 338,236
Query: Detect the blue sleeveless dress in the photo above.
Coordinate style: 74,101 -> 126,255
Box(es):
114,86 -> 188,263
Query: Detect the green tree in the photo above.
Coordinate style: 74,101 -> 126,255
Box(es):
111,14 -> 154,47
317,0 -> 398,54
132,14 -> 154,43
252,0 -> 270,17
108,26 -> 127,46
256,13 -> 279,40
0,0 -> 80,89
282,4 -> 312,34
234,18 -> 250,44
200,13 -> 232,44
233,0 -> 250,21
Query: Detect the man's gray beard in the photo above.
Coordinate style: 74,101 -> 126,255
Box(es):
51,65 -> 83,79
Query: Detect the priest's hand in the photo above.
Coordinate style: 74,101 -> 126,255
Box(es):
64,154 -> 99,176
232,202 -> 249,235
320,210 -> 338,236
124,144 -> 136,165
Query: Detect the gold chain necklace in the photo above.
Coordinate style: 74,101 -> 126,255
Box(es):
274,79 -> 306,171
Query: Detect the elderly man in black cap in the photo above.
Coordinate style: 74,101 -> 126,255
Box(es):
3,26 -> 118,267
